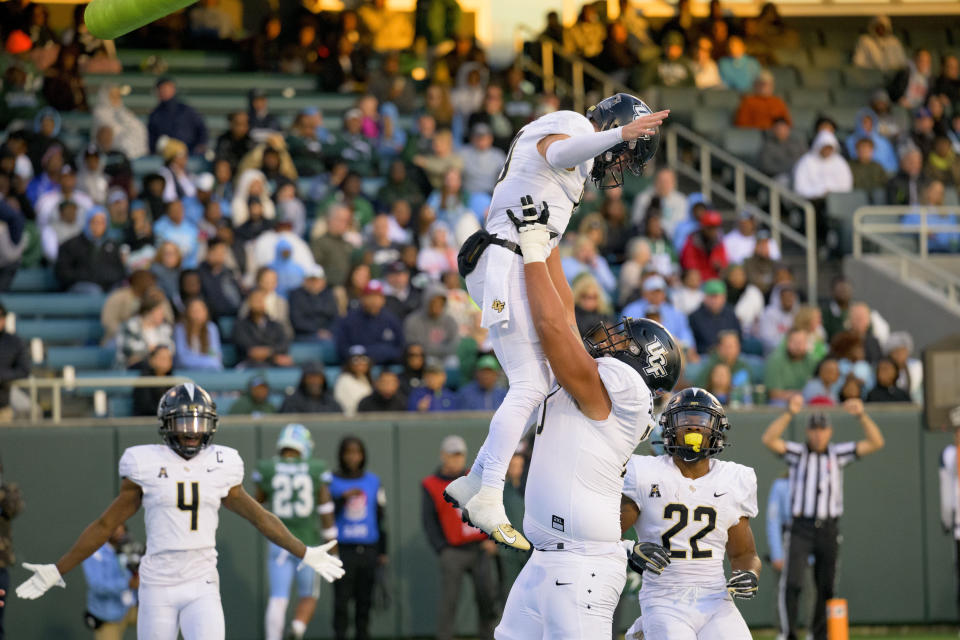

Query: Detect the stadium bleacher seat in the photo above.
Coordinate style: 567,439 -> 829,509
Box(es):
656,87 -> 700,126
810,47 -> 849,69
841,67 -> 885,90
769,66 -> 799,92
217,316 -> 236,340
774,48 -> 809,68
822,106 -> 861,132
174,367 -> 311,393
786,88 -> 831,110
722,128 -> 763,163
9,268 -> 57,292
46,346 -> 116,371
85,73 -> 318,94
790,108 -> 817,135
701,90 -> 741,111
289,341 -> 338,365
132,155 -> 164,176
820,30 -> 854,53
831,88 -> 872,109
905,29 -> 950,51
826,190 -> 870,253
221,344 -> 238,368
691,108 -> 732,143
1,293 -> 106,317
16,318 -> 103,344
116,49 -> 241,72
800,68 -> 843,90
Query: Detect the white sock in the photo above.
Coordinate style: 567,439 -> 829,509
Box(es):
265,597 -> 288,640
290,619 -> 307,638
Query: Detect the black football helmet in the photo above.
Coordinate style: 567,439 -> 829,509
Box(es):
583,317 -> 681,396
585,92 -> 661,189
658,387 -> 729,462
157,383 -> 219,459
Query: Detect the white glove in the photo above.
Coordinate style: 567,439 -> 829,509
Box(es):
298,540 -> 345,583
16,563 -> 66,600
506,195 -> 551,264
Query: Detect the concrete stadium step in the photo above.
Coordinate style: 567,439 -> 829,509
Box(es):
85,73 -> 318,94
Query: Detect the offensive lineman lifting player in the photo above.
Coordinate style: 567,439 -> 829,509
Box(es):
621,388 -> 762,639
15,384 -> 345,640
447,93 -> 670,551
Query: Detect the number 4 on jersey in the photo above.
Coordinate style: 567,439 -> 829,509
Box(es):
177,481 -> 199,531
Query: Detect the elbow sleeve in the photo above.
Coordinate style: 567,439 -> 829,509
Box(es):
544,127 -> 624,170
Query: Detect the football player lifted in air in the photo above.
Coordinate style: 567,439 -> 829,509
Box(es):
253,423 -> 337,640
447,93 -> 669,550
621,388 -> 761,640
493,196 -> 681,639
16,384 -> 344,640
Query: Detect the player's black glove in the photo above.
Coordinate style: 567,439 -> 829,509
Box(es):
506,195 -> 551,264
628,541 -> 671,576
726,570 -> 759,599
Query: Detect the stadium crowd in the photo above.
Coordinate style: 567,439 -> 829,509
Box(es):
0,0 -> 951,420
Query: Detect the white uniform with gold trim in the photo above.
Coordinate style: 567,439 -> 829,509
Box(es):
464,109 -> 596,489
495,358 -> 655,640
119,443 -> 244,640
623,455 -> 757,639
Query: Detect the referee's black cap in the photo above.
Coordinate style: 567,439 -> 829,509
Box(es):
808,412 -> 831,429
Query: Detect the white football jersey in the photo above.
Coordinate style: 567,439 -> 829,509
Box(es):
485,109 -> 595,248
119,444 -> 244,585
523,358 -> 654,553
623,455 -> 758,594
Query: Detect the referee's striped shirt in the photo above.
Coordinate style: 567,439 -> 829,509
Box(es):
782,441 -> 858,520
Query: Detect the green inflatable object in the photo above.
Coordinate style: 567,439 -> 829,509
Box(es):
85,0 -> 197,40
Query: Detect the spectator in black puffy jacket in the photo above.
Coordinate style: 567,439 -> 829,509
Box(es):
233,289 -> 292,367
288,264 -> 339,340
54,207 -> 125,293
280,361 -> 342,413
132,346 -> 173,416
198,238 -> 243,319
334,280 -> 404,364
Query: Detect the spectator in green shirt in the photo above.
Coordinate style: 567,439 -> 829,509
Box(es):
694,330 -> 753,388
821,277 -> 852,341
764,327 -> 818,404
229,374 -> 277,415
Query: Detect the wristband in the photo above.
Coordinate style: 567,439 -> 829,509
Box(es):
322,526 -> 339,540
317,501 -> 335,515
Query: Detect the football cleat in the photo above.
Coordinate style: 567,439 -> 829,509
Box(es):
443,472 -> 483,511
461,487 -> 531,552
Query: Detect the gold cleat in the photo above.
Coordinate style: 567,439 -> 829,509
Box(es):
489,523 -> 532,552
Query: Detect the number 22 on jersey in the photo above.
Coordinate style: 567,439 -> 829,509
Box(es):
661,504 -> 717,559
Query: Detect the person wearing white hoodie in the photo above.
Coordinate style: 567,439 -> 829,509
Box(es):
793,130 -> 853,200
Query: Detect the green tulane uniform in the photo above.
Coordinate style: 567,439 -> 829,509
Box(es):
253,458 -> 332,546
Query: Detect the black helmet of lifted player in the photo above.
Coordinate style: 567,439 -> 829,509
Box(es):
585,92 -> 661,189
157,383 -> 219,459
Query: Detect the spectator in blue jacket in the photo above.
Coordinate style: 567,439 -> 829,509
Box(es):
173,298 -> 223,371
845,108 -> 898,174
456,355 -> 507,411
621,275 -> 695,353
329,436 -> 388,640
267,238 -> 305,299
718,36 -> 761,92
334,280 -> 405,364
147,78 -> 208,154
82,524 -> 138,637
153,200 -> 200,269
408,359 -> 457,411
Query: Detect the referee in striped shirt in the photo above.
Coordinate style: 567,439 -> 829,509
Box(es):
761,395 -> 885,640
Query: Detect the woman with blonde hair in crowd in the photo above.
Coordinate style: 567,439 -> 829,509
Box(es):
571,273 -> 613,337
618,238 -> 652,307
792,305 -> 827,361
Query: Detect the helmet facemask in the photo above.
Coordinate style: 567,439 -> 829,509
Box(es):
160,407 -> 218,459
661,407 -> 727,462
589,139 -> 649,190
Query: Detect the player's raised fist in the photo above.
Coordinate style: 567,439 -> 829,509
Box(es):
506,195 -> 552,265
787,394 -> 804,416
843,398 -> 864,417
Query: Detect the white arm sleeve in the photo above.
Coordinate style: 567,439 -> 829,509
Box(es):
544,127 -> 624,170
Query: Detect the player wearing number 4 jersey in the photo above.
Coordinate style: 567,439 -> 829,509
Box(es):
253,424 -> 337,640
15,384 -> 344,640
621,388 -> 761,640
493,197 -> 682,639
447,93 -> 670,550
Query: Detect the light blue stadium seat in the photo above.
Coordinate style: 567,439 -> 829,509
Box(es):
841,67 -> 885,89
655,87 -> 701,126
701,90 -> 741,111
773,48 -> 809,68
810,47 -> 849,69
692,108 -> 733,142
289,341 -> 337,365
1,292 -> 106,317
722,128 -> 763,163
217,316 -> 237,339
822,106 -> 861,131
831,88 -> 871,108
9,268 -> 57,292
800,68 -> 843,90
769,66 -> 799,92
132,156 -> 164,176
47,346 -> 116,370
826,190 -> 870,253
786,88 -> 831,110
221,344 -> 238,368
16,318 -> 103,344
109,396 -> 134,417
790,108 -> 817,137
174,367 -> 305,393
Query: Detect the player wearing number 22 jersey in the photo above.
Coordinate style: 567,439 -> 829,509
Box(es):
621,388 -> 761,640
253,424 -> 337,640
15,384 -> 345,640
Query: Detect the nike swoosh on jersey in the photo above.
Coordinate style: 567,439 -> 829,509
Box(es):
207,467 -> 219,473
555,580 -> 572,586
496,525 -> 517,544
713,491 -> 726,497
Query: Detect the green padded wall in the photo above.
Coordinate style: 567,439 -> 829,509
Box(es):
0,408 -> 952,638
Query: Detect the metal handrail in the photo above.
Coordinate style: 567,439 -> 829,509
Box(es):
12,375 -> 193,423
666,124 -> 818,301
851,205 -> 960,307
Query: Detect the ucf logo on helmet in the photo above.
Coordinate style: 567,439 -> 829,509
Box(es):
643,338 -> 668,378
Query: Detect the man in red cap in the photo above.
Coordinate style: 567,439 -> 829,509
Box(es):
333,280 -> 405,364
680,209 -> 728,280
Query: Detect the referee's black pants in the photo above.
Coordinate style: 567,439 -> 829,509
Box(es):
782,517 -> 839,640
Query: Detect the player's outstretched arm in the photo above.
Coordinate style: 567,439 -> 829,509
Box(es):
725,517 -> 761,599
761,394 -> 803,456
511,197 -> 611,420
537,110 -> 670,170
223,484 -> 344,582
845,399 -> 885,457
545,247 -> 579,341
17,478 -> 142,600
